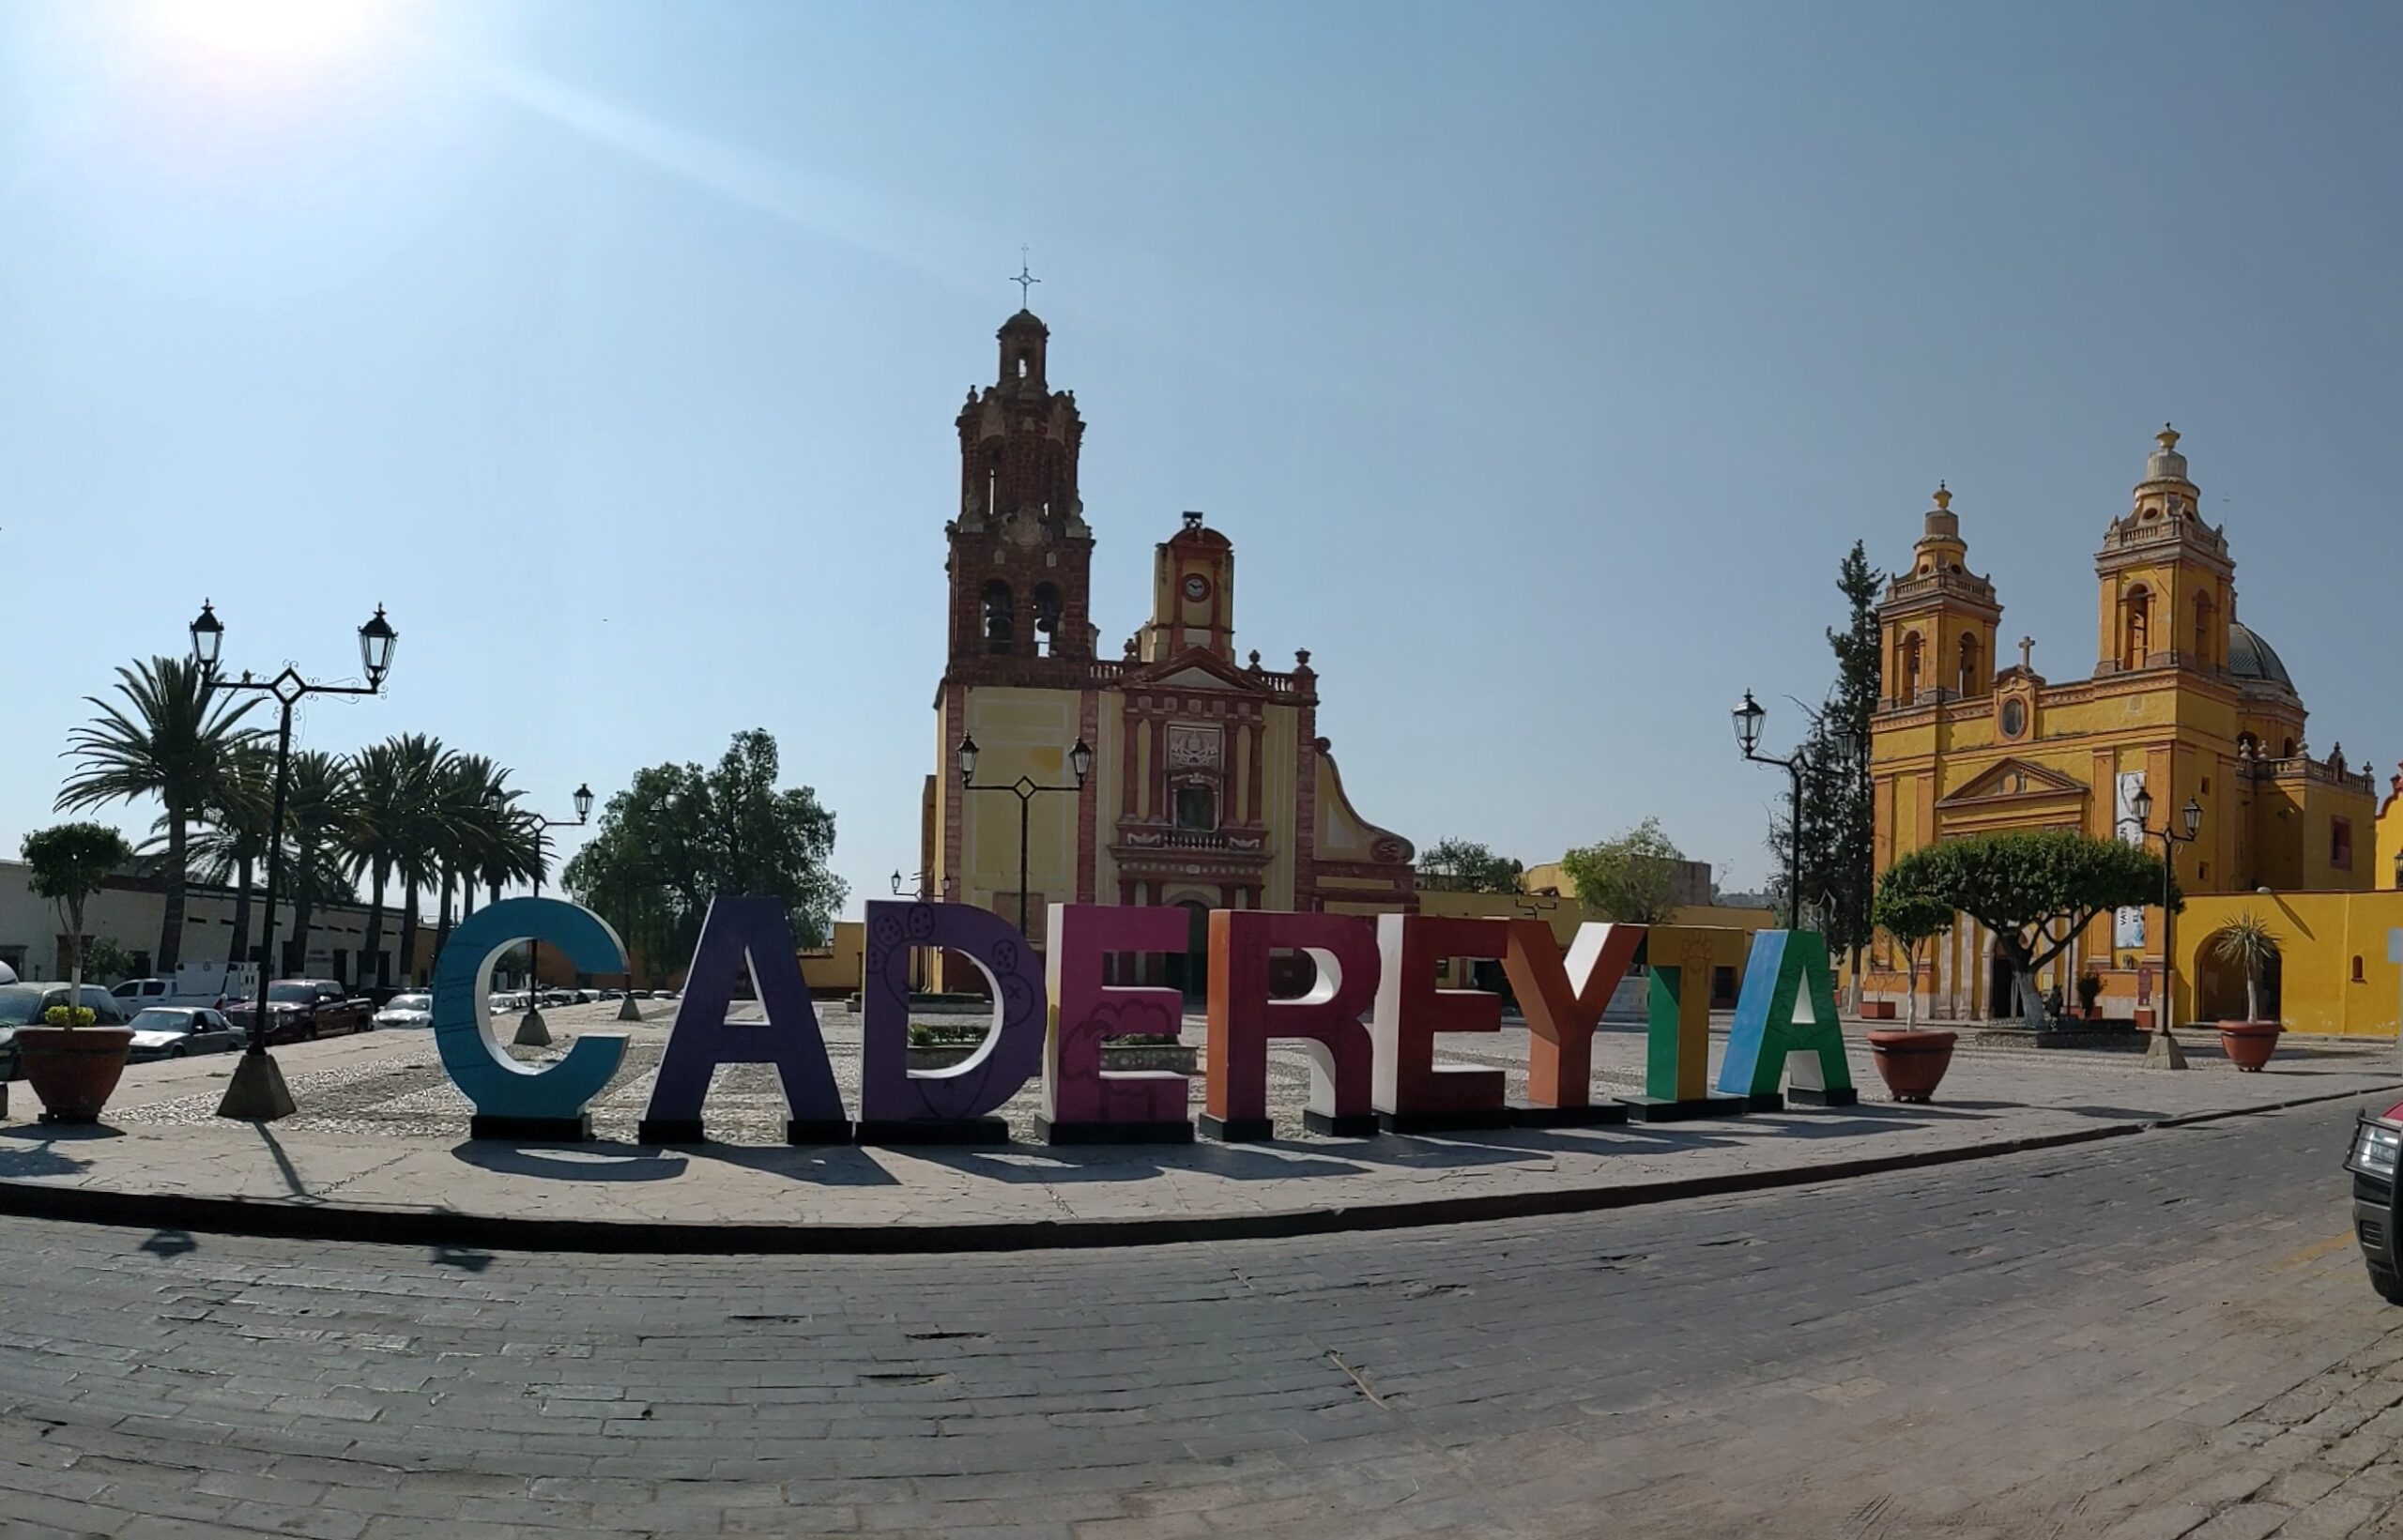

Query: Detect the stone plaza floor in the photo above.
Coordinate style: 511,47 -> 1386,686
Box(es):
0,1001 -> 2392,1245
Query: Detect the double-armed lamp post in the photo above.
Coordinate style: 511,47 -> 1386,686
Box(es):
890,869 -> 955,990
2127,783 -> 2202,1068
1732,690 -> 1859,928
956,734 -> 1092,940
514,785 -> 594,1047
189,599 -> 398,1122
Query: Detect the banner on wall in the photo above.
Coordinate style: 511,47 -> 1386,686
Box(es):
2114,770 -> 2148,950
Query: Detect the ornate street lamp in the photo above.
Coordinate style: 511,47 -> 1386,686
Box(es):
514,783 -> 594,1047
958,736 -> 1092,939
1733,691 -> 1804,924
2126,784 -> 2203,1068
191,601 -> 397,1121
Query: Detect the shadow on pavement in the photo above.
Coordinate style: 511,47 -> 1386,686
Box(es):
0,1127 -> 99,1180
451,1141 -> 691,1182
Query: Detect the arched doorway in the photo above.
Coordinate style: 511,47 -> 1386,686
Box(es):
1161,900 -> 1210,1000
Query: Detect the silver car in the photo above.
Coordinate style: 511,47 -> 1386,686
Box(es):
373,992 -> 435,1029
127,1006 -> 242,1060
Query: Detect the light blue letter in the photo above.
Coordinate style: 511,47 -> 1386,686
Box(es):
433,897 -> 630,1136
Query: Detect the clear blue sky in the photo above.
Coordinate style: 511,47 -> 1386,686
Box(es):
5,0 -> 2397,910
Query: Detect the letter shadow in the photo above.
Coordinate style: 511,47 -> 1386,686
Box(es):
902,1140 -> 1372,1186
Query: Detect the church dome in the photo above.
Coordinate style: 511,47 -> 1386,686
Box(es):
2145,424 -> 2190,484
2227,621 -> 2293,691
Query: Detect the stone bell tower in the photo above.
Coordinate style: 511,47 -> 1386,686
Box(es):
944,309 -> 1095,669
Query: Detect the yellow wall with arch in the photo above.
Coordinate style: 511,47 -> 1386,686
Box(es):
2175,892 -> 2403,1038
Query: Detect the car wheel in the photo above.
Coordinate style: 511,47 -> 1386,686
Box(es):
170,1046 -> 188,1059
2369,1262 -> 2403,1305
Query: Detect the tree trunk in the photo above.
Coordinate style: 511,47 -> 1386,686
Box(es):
226,855 -> 254,971
289,878 -> 315,978
436,869 -> 456,956
159,813 -> 189,976
362,864 -> 388,989
2016,962 -> 2044,1030
399,883 -> 421,984
66,895 -> 85,998
2245,966 -> 2261,1023
1906,950 -> 1921,1029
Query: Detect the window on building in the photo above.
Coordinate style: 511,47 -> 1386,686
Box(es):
2333,816 -> 2354,871
2353,956 -> 2367,983
1957,634 -> 1981,696
2193,592 -> 2215,664
982,580 -> 1015,653
2282,738 -> 2297,758
1033,584 -> 1063,658
1901,633 -> 1923,703
1174,785 -> 1216,831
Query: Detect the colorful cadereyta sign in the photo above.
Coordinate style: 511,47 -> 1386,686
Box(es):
431,898 -> 1856,1143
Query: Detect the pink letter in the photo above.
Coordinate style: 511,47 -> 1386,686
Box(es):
1041,904 -> 1193,1143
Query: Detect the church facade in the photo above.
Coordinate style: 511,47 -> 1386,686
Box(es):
1865,427 -> 2378,1021
922,309 -> 1416,981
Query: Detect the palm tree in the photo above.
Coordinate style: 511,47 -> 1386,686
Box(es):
278,751 -> 358,978
346,739 -> 424,990
481,805 -> 546,907
384,734 -> 447,985
55,656 -> 260,977
432,754 -> 518,952
2210,912 -> 2282,1025
152,742 -> 277,974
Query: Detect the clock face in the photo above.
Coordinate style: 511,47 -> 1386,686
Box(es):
1183,573 -> 1210,602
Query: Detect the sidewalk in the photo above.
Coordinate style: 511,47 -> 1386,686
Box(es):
0,1003 -> 2392,1252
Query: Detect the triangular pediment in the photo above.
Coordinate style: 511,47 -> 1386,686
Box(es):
1938,757 -> 2087,807
1129,649 -> 1263,694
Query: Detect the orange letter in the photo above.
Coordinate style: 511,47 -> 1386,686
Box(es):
1500,919 -> 1645,1121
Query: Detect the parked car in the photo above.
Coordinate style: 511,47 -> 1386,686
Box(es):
111,977 -> 175,1008
0,983 -> 133,1079
373,992 -> 435,1029
573,989 -> 597,1004
126,1006 -> 242,1061
2349,1100 -> 2403,1303
222,979 -> 373,1044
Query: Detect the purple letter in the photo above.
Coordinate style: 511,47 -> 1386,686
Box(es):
637,896 -> 848,1144
859,899 -> 1045,1136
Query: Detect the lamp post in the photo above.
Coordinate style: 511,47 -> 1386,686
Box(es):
2127,784 -> 2201,1069
514,783 -> 593,1047
190,599 -> 397,1121
957,735 -> 1092,940
1733,690 -> 1836,928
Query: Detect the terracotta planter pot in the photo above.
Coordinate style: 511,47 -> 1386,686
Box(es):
2217,1021 -> 2282,1072
1866,1029 -> 1957,1104
1860,1000 -> 1896,1021
17,1027 -> 134,1125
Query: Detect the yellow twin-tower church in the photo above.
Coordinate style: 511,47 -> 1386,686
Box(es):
1863,427 -> 2399,1031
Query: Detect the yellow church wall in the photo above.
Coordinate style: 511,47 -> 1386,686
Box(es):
955,687 -> 1086,934
1259,702 -> 1300,909
2176,892 -> 2403,1038
2380,795 -> 2403,892
1091,691 -> 1126,905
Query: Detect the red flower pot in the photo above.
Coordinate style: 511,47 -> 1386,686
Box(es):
16,1027 -> 134,1124
2217,1021 -> 2282,1073
1867,1029 -> 1956,1104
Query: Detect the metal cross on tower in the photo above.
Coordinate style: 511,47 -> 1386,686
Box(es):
1011,247 -> 1040,307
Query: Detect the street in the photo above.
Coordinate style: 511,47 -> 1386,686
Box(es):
1,1094 -> 2398,1538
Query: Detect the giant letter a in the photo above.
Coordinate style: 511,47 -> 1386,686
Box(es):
637,896 -> 849,1145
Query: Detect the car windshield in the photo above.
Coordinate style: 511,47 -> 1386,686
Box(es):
0,985 -> 54,1026
267,983 -> 319,1003
129,1009 -> 197,1033
387,994 -> 432,1011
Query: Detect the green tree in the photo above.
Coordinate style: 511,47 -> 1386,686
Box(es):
385,734 -> 448,983
1558,817 -> 1686,926
1877,829 -> 2171,1030
2208,911 -> 2281,1025
565,730 -> 848,981
1768,541 -> 1882,952
1871,890 -> 1952,1029
55,656 -> 260,977
81,937 -> 138,984
1416,838 -> 1524,894
22,822 -> 134,996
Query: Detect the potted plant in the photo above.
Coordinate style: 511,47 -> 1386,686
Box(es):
1866,887 -> 1957,1103
17,823 -> 138,1124
2210,912 -> 2283,1072
2075,972 -> 2105,1022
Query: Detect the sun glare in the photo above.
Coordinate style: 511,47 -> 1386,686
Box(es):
150,0 -> 382,68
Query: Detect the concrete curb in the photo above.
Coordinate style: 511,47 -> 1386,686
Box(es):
0,1084 -> 2391,1256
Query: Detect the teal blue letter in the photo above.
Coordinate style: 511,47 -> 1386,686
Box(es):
433,897 -> 630,1123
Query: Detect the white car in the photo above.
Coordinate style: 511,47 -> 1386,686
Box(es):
127,1006 -> 242,1060
374,992 -> 434,1029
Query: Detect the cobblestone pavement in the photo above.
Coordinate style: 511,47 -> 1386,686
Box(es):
3,1094 -> 2403,1536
